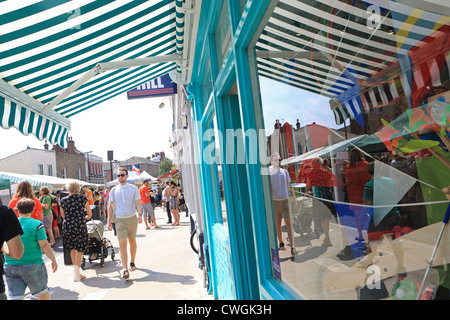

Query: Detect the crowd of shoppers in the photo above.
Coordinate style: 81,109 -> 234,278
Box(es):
1,164 -> 187,299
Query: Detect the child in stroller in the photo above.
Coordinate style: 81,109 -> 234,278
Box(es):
81,220 -> 115,269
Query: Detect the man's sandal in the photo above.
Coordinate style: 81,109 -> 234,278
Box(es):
122,270 -> 130,279
130,262 -> 137,271
279,242 -> 286,251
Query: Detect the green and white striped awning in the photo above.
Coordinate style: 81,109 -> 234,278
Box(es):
256,0 -> 450,124
0,171 -> 101,190
0,0 -> 199,147
0,172 -> 65,189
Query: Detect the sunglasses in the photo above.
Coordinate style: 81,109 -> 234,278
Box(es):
117,174 -> 127,177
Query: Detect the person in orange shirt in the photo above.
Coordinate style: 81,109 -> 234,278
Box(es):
345,149 -> 371,205
139,180 -> 159,229
82,185 -> 94,206
8,181 -> 43,221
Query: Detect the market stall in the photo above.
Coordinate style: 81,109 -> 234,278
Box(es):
106,171 -> 144,187
0,172 -> 101,191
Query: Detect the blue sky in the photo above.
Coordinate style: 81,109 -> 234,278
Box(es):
259,76 -> 344,135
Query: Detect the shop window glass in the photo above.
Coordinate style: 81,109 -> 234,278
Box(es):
205,112 -> 229,235
214,114 -> 229,232
215,1 -> 231,70
253,0 -> 450,300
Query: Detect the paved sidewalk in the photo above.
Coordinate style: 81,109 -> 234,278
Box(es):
43,206 -> 212,300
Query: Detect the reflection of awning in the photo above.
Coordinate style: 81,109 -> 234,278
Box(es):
0,1 -> 199,147
257,0 -> 450,123
281,135 -> 367,166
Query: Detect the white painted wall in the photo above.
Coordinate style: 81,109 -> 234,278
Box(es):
0,148 -> 57,176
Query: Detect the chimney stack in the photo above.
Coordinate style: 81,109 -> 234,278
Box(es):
274,119 -> 279,130
67,137 -> 75,154
44,140 -> 49,150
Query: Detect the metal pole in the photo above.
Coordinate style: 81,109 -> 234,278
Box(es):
110,160 -> 113,182
416,203 -> 450,299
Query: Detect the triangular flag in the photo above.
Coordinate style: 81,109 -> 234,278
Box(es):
372,161 -> 417,226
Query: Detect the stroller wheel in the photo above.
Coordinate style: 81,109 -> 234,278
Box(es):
100,258 -> 105,267
81,259 -> 86,270
102,246 -> 108,259
111,250 -> 115,261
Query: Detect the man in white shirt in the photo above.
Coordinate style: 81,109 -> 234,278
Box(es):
107,167 -> 142,279
269,153 -> 297,256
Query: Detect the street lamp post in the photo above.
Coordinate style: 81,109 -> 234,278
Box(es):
85,151 -> 93,183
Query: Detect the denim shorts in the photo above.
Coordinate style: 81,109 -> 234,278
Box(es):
4,263 -> 48,299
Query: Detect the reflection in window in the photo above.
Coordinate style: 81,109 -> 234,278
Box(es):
210,114 -> 229,234
257,0 -> 450,299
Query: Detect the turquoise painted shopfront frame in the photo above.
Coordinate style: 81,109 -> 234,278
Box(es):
188,0 -> 301,300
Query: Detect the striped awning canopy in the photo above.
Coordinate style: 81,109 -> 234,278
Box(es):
0,171 -> 66,189
0,171 -> 101,189
0,0 -> 199,147
256,0 -> 450,125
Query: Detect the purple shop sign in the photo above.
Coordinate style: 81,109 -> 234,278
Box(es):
271,248 -> 282,281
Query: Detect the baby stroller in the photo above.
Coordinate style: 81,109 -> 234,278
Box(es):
292,196 -> 324,239
81,220 -> 115,270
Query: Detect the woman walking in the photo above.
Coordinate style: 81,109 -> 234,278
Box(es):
168,181 -> 180,226
60,181 -> 92,281
39,187 -> 55,246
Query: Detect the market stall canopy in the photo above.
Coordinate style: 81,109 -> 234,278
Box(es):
158,169 -> 180,180
0,178 -> 10,191
0,0 -> 201,147
141,171 -> 157,181
256,0 -> 450,126
281,134 -> 367,166
107,171 -> 144,187
0,172 -> 100,190
0,172 -> 65,189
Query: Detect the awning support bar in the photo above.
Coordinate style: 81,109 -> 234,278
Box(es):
41,54 -> 179,114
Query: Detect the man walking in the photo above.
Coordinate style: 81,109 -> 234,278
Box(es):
139,180 -> 159,229
269,153 -> 297,256
162,181 -> 172,224
107,168 -> 142,279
